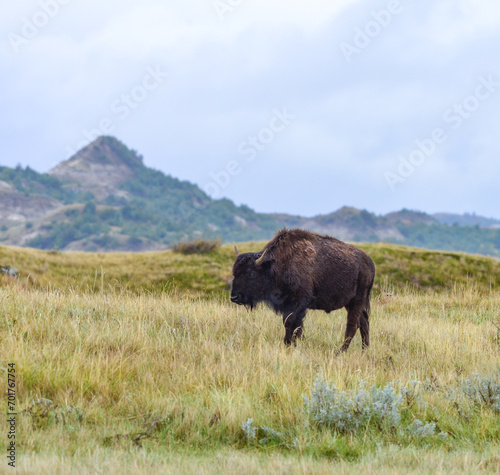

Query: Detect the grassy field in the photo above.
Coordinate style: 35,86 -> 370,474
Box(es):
1,241 -> 500,295
1,243 -> 499,474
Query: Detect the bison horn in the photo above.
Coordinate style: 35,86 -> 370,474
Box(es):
255,249 -> 267,266
234,245 -> 239,256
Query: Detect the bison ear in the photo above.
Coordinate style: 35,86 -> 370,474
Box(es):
255,249 -> 268,266
234,245 -> 240,256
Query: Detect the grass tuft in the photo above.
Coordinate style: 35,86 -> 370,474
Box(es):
171,239 -> 221,255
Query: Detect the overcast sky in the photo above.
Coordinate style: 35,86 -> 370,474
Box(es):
1,0 -> 500,218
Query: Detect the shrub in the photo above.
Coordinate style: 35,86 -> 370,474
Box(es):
241,378 -> 447,447
172,239 -> 221,255
23,398 -> 83,429
461,372 -> 500,412
303,378 -> 402,433
407,419 -> 436,438
241,418 -> 257,441
303,378 -> 424,434
240,418 -> 284,445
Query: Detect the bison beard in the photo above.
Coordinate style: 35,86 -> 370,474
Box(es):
230,229 -> 375,352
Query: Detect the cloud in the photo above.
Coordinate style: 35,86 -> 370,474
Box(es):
1,0 -> 500,218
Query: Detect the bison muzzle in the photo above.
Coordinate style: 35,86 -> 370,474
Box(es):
230,229 -> 375,352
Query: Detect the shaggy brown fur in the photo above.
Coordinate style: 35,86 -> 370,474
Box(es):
231,229 -> 375,351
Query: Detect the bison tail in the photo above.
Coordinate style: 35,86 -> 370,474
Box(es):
364,281 -> 373,315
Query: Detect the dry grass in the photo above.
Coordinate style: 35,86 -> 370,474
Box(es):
13,449 -> 500,475
0,278 -> 499,473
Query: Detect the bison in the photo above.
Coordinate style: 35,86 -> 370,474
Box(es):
230,228 -> 375,352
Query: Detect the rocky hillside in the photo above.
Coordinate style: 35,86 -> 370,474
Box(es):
1,136 -> 499,256
0,137 -> 278,251
0,180 -> 62,227
48,137 -> 143,200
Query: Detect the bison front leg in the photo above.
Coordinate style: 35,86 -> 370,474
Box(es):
283,310 -> 306,346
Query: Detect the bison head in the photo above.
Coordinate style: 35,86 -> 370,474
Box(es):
230,251 -> 273,310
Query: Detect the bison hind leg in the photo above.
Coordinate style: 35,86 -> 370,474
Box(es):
338,302 -> 364,353
359,308 -> 369,350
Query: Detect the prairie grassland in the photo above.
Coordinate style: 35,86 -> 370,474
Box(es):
1,241 -> 500,295
0,277 -> 499,474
